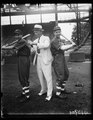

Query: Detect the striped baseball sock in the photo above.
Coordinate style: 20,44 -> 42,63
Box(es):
61,81 -> 66,91
22,86 -> 30,98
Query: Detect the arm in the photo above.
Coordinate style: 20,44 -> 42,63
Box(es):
28,37 -> 50,50
2,45 -> 14,50
60,42 -> 76,51
28,40 -> 37,46
28,39 -> 38,53
37,37 -> 50,49
14,40 -> 26,50
51,39 -> 60,50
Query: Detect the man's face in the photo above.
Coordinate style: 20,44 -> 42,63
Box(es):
54,30 -> 61,38
14,34 -> 22,40
34,30 -> 42,38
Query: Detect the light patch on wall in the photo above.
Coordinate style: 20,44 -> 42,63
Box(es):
58,23 -> 76,40
42,13 -> 55,23
1,16 -> 10,25
11,15 -> 25,24
26,14 -> 41,24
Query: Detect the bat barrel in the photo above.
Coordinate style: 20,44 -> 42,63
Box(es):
2,34 -> 31,48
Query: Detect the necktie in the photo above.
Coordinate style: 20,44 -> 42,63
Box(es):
37,37 -> 40,54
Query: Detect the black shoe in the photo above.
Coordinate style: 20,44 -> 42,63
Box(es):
19,96 -> 30,103
56,93 -> 67,99
16,93 -> 25,99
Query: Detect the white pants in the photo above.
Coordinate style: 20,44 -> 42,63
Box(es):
37,55 -> 53,97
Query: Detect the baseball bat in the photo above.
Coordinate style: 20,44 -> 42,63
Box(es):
2,34 -> 31,48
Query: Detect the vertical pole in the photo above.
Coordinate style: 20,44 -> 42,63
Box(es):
38,4 -> 42,24
40,4 -> 42,24
76,4 -> 79,46
9,4 -> 11,25
79,11 -> 81,44
25,14 -> 27,24
55,4 -> 58,26
89,8 -> 91,34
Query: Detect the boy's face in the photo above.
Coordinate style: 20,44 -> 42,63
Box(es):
54,30 -> 61,38
14,34 -> 22,40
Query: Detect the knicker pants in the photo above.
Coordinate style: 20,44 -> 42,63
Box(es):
18,56 -> 30,87
53,54 -> 69,92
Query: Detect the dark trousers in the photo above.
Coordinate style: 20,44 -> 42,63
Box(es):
18,56 -> 30,87
53,54 -> 69,92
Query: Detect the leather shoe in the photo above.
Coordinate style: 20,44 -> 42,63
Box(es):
56,93 -> 67,99
38,91 -> 47,96
45,96 -> 52,101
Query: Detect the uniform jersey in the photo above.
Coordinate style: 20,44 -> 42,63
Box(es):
51,37 -> 64,56
50,37 -> 69,92
14,39 -> 30,57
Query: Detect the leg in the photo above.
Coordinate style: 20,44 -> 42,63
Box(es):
37,56 -> 47,93
41,62 -> 53,97
18,56 -> 30,97
25,56 -> 30,87
60,56 -> 69,93
53,55 -> 68,98
18,56 -> 26,87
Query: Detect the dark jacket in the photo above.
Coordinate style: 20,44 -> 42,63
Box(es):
14,39 -> 30,57
51,37 -> 64,56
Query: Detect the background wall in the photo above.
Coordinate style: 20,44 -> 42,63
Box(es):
1,22 -> 55,41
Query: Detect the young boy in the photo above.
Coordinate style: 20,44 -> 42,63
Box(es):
51,26 -> 75,99
2,29 -> 31,102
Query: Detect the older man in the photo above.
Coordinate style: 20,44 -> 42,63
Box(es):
28,24 -> 53,101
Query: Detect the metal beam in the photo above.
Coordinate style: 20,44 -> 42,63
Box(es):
58,20 -> 89,23
1,9 -> 89,16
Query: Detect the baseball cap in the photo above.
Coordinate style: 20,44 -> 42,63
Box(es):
14,29 -> 23,35
53,26 -> 61,31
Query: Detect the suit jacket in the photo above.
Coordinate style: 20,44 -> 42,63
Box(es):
33,35 -> 53,65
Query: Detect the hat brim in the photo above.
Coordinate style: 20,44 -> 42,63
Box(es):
14,32 -> 23,35
53,28 -> 61,31
33,28 -> 44,31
